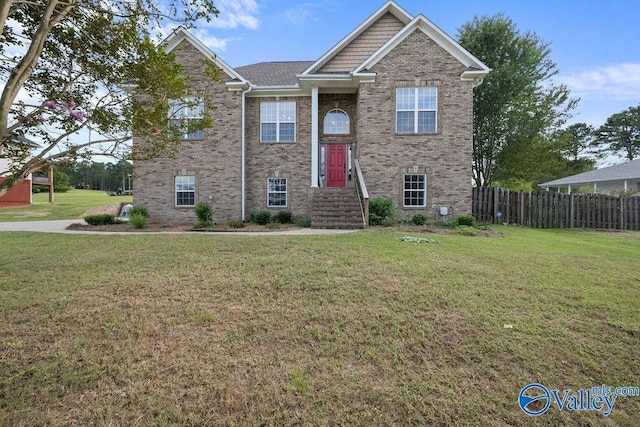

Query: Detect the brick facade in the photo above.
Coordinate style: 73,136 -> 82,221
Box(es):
134,40 -> 243,222
132,2 -> 487,223
356,31 -> 474,219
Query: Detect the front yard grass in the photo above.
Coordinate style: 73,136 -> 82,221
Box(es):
0,227 -> 638,425
0,189 -> 132,221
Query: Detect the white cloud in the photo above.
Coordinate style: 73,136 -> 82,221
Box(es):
207,0 -> 260,30
560,63 -> 640,101
283,3 -> 319,27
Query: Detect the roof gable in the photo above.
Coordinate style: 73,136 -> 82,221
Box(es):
318,12 -> 406,73
353,14 -> 491,81
302,1 -> 413,75
163,27 -> 247,84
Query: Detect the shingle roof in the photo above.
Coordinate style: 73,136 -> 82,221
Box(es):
540,159 -> 640,186
235,61 -> 315,86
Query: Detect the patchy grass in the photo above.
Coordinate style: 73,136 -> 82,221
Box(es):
0,189 -> 132,222
0,227 -> 638,425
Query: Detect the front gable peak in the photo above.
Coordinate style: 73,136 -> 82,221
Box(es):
353,14 -> 491,84
301,1 -> 413,75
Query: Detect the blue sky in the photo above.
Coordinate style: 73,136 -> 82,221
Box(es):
183,0 -> 640,130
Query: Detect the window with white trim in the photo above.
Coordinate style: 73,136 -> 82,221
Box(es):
323,109 -> 350,134
175,175 -> 195,207
403,174 -> 427,207
396,87 -> 437,134
169,97 -> 205,139
261,102 -> 296,142
267,177 -> 287,207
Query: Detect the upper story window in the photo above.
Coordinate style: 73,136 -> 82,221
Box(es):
261,101 -> 296,142
169,97 -> 205,140
323,109 -> 350,134
396,87 -> 437,134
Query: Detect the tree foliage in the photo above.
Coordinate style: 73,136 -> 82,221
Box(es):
458,15 -> 576,187
0,0 -> 219,196
595,105 -> 640,161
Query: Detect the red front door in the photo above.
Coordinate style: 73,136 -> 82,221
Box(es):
327,144 -> 347,187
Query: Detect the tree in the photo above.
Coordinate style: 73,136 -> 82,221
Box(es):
457,15 -> 576,187
0,0 -> 219,197
595,105 -> 640,161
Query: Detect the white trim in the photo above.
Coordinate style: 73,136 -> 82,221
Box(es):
403,173 -> 427,208
267,177 -> 288,207
175,175 -> 196,207
353,15 -> 491,82
396,87 -> 438,134
301,1 -> 413,75
260,101 -> 296,143
311,87 -> 319,187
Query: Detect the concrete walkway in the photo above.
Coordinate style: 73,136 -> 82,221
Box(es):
0,219 -> 360,236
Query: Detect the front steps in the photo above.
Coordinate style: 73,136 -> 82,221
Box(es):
311,187 -> 365,229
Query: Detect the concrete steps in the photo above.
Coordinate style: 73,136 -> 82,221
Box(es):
311,188 -> 365,229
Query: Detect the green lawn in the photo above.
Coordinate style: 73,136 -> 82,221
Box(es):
0,189 -> 132,221
0,227 -> 638,425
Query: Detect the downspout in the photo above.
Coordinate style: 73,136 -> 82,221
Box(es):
241,84 -> 254,221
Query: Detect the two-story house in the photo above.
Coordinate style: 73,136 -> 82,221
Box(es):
133,1 -> 490,227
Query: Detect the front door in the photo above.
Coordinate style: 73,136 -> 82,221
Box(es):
327,144 -> 346,187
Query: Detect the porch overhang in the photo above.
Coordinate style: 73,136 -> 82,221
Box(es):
297,72 -> 376,93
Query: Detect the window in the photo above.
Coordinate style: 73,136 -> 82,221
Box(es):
169,98 -> 205,139
396,87 -> 437,134
403,174 -> 427,207
175,175 -> 195,207
267,177 -> 287,207
261,102 -> 296,142
323,109 -> 350,134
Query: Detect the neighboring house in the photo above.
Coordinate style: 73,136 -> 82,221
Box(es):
540,159 -> 640,195
0,136 -> 41,207
134,1 -> 490,227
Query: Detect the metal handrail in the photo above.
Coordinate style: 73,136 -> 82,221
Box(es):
354,159 -> 369,227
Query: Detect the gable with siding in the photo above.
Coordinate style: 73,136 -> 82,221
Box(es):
319,12 -> 406,73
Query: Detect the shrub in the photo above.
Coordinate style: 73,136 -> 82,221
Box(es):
274,210 -> 293,224
84,214 -> 121,226
456,214 -> 476,227
411,213 -> 427,226
129,213 -> 147,229
195,202 -> 213,227
369,197 -> 396,226
228,219 -> 245,229
440,218 -> 456,229
294,215 -> 312,228
128,206 -> 148,218
250,210 -> 272,225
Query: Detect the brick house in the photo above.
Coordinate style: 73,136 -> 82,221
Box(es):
133,1 -> 490,227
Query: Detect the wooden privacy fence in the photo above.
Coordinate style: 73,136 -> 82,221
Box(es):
472,187 -> 640,230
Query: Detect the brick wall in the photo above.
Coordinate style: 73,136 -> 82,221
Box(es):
244,96 -> 312,217
133,40 -> 243,223
0,177 -> 32,206
356,30 -> 474,220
